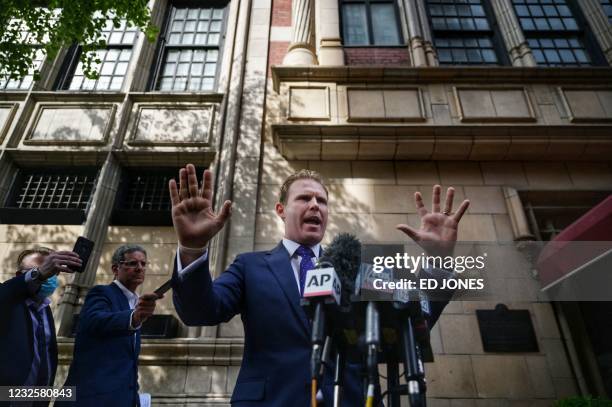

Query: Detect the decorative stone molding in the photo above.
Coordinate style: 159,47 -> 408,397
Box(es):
283,0 -> 318,65
557,87 -> 612,123
346,87 -> 425,122
23,104 -> 116,146
127,104 -> 216,146
453,87 -> 536,123
0,103 -> 18,145
288,86 -> 330,120
503,187 -> 535,241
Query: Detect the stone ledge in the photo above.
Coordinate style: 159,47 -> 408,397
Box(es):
272,124 -> 612,160
272,66 -> 612,92
57,337 -> 244,366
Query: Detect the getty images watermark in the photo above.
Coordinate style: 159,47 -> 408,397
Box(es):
370,252 -> 488,291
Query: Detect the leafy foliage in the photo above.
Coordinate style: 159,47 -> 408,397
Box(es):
555,396 -> 612,407
0,0 -> 158,82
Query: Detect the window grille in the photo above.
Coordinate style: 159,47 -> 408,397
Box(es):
426,0 -> 505,65
0,168 -> 98,224
111,169 -> 180,226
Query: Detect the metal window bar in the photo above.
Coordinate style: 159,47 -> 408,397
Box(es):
121,173 -> 173,211
12,173 -> 95,210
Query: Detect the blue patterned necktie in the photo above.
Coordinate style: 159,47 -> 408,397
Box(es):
296,245 -> 315,296
30,305 -> 49,386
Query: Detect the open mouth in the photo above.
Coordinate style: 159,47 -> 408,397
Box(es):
303,216 -> 321,226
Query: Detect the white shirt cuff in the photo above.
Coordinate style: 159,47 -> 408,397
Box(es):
176,246 -> 209,278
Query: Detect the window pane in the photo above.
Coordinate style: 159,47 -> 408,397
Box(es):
342,4 -> 369,45
371,3 -> 401,45
157,5 -> 225,91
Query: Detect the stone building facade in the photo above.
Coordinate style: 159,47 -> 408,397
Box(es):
1,0 -> 611,405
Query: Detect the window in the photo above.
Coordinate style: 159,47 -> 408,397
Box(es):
426,0 -> 505,65
153,5 -> 227,91
341,0 -> 402,46
110,169 -> 177,226
58,20 -> 138,91
0,168 -> 98,224
600,0 -> 612,23
0,22 -> 46,90
513,0 -> 604,66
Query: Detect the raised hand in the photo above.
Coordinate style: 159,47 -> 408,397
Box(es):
38,251 -> 82,279
169,164 -> 232,252
396,185 -> 469,257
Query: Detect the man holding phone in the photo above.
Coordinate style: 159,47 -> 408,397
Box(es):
58,244 -> 159,407
0,247 -> 82,397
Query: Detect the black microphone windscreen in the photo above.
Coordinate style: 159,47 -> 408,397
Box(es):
324,233 -> 361,305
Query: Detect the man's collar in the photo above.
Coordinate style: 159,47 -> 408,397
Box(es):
113,280 -> 139,301
282,238 -> 321,258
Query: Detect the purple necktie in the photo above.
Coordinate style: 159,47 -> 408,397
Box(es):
296,245 -> 315,295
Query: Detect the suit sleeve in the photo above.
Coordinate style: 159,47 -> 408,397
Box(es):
77,286 -> 133,337
172,254 -> 245,326
420,266 -> 455,328
0,274 -> 30,307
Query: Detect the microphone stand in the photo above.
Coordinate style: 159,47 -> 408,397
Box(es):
377,301 -> 428,407
333,346 -> 344,407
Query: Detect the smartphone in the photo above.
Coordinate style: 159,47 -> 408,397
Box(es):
72,236 -> 95,273
154,279 -> 172,298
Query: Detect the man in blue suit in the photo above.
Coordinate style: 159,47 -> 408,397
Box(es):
58,245 -> 159,407
0,247 -> 81,406
170,164 -> 470,406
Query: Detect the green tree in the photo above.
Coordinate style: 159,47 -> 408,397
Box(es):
0,0 -> 157,82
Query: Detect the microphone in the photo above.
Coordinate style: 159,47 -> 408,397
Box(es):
302,257 -> 341,384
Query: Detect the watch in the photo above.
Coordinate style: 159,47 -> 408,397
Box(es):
29,267 -> 44,281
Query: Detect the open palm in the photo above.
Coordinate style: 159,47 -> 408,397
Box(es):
169,165 -> 231,249
397,185 -> 469,257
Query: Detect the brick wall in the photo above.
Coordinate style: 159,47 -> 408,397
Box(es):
344,47 -> 410,66
271,0 -> 291,26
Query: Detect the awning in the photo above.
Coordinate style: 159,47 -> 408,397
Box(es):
537,195 -> 612,290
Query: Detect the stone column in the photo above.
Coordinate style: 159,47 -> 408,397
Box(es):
55,153 -> 122,336
404,0 -> 430,67
283,0 -> 318,65
316,0 -> 344,65
491,0 -> 537,66
577,0 -> 612,64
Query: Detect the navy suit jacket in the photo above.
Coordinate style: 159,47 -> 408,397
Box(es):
172,242 -> 450,406
58,283 -> 141,407
0,273 -> 58,391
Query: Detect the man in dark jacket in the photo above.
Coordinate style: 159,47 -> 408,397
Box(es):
58,244 -> 159,407
169,165 -> 470,406
0,247 -> 81,406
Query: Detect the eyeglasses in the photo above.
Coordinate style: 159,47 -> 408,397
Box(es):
119,260 -> 148,268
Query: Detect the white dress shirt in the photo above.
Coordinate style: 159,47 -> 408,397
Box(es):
113,280 -> 140,329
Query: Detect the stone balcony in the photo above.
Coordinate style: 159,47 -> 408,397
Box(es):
270,66 -> 612,161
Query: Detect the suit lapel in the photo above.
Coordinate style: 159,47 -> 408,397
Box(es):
264,242 -> 310,336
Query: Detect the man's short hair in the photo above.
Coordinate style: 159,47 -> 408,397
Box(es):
111,244 -> 147,266
278,169 -> 328,205
16,247 -> 53,271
